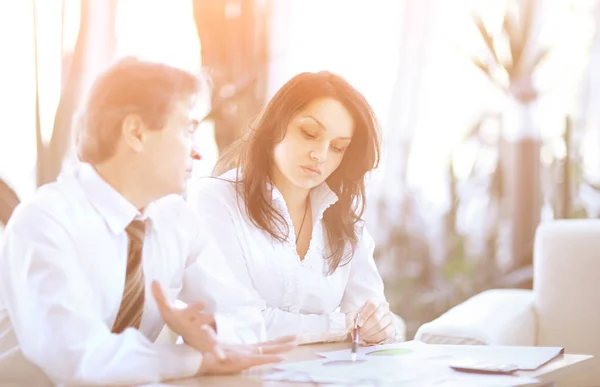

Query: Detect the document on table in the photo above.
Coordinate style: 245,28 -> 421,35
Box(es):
316,340 -> 449,361
429,344 -> 563,370
318,340 -> 563,370
270,357 -> 539,386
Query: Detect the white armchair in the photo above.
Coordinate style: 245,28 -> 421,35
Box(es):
415,219 -> 600,387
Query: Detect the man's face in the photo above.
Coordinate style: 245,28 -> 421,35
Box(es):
141,97 -> 202,197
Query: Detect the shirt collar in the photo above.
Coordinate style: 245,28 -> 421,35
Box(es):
77,163 -> 155,235
268,179 -> 339,222
222,168 -> 340,221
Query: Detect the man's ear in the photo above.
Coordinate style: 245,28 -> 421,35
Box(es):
121,114 -> 146,152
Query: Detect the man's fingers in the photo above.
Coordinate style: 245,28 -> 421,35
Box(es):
249,335 -> 296,355
248,354 -> 285,367
201,325 -> 226,360
202,352 -> 285,375
258,341 -> 296,355
183,303 -> 210,324
185,301 -> 206,314
201,324 -> 218,339
259,335 -> 297,346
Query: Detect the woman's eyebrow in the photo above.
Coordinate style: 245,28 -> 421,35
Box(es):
303,115 -> 352,140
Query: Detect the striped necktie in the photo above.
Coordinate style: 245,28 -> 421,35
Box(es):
112,218 -> 147,333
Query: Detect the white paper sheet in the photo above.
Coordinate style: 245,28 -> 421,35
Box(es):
428,344 -> 563,370
317,340 -> 449,361
272,357 -> 539,386
264,371 -> 373,385
318,340 -> 563,370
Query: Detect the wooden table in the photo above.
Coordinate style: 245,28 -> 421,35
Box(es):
162,342 -> 593,387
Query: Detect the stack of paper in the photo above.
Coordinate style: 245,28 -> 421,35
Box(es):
317,340 -> 563,370
264,340 -> 563,386
272,357 -> 539,386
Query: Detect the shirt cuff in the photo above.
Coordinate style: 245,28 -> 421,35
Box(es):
293,312 -> 348,345
154,343 -> 203,380
214,311 -> 265,344
326,311 -> 350,342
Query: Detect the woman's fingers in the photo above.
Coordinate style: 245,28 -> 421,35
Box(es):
364,320 -> 395,344
357,300 -> 379,327
360,303 -> 389,333
361,310 -> 393,341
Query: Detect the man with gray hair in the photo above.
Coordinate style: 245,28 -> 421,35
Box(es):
0,57 -> 293,386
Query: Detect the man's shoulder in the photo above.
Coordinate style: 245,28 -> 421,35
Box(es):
6,176 -> 86,237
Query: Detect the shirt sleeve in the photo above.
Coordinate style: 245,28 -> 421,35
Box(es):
339,226 -> 387,312
187,180 -> 349,345
340,225 -> 405,342
0,206 -> 203,386
177,208 -> 268,345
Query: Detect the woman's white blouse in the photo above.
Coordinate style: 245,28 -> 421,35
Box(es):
188,170 -> 390,344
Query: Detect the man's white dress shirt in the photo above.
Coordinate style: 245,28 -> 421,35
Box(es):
0,163 -> 265,386
188,169 -> 392,345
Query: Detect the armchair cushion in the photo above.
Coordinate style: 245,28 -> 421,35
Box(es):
534,220 -> 600,386
415,289 -> 535,346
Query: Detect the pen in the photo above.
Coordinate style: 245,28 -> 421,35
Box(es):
352,312 -> 360,361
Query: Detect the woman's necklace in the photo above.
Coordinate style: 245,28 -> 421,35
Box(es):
295,199 -> 310,241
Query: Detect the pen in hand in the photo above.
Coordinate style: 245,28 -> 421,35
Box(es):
352,312 -> 360,362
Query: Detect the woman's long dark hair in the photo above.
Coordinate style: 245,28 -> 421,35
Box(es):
214,71 -> 381,274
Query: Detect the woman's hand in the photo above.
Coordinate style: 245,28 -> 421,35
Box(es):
348,299 -> 395,344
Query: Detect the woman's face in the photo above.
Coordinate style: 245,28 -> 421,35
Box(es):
272,97 -> 354,191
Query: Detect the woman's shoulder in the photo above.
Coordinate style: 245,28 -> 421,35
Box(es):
189,169 -> 243,203
193,169 -> 239,190
217,168 -> 242,182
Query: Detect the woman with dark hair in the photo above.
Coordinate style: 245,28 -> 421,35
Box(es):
189,71 -> 405,345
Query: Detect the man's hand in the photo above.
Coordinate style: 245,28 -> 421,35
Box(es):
198,335 -> 297,375
151,281 -> 225,359
348,299 -> 395,344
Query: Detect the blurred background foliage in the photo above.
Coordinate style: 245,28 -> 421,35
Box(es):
1,0 -> 600,338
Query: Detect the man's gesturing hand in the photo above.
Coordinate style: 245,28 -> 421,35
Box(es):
198,335 -> 297,375
152,281 -> 225,359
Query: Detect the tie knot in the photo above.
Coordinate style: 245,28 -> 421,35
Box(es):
126,219 -> 147,245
